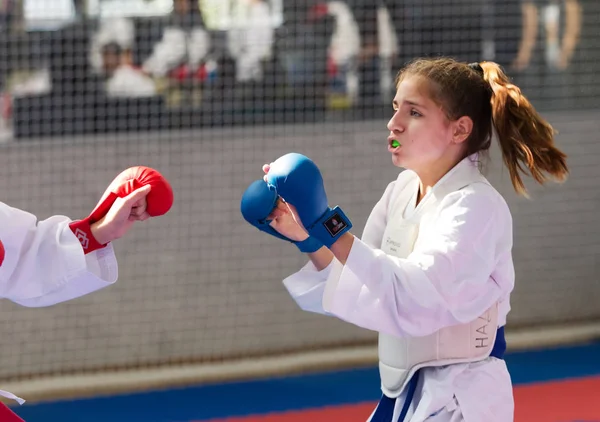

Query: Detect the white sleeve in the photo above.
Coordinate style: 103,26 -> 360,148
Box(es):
188,28 -> 211,68
0,202 -> 118,308
282,180 -> 397,315
234,4 -> 274,82
142,28 -> 187,77
322,188 -> 512,338
282,259 -> 340,315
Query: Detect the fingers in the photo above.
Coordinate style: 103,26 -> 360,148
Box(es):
284,201 -> 298,215
129,211 -> 150,222
268,202 -> 289,224
282,202 -> 298,221
123,184 -> 152,207
130,205 -> 149,219
138,212 -> 151,221
268,209 -> 285,220
120,185 -> 152,222
267,198 -> 288,220
282,201 -> 305,229
268,218 -> 279,230
262,163 -> 273,182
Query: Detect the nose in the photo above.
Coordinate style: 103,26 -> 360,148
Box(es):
387,112 -> 404,134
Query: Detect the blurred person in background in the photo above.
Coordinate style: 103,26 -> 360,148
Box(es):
227,0 -> 274,84
511,0 -> 582,71
510,0 -> 582,109
348,0 -> 483,109
142,0 -> 211,82
90,17 -> 156,98
100,41 -> 157,97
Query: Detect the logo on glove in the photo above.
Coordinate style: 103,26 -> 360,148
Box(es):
73,228 -> 90,250
323,213 -> 348,237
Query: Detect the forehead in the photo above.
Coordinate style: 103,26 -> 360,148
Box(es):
394,75 -> 435,104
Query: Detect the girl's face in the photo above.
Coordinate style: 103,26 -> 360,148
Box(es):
387,75 -> 466,173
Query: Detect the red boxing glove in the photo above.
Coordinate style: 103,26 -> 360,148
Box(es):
0,238 -> 4,267
69,166 -> 174,254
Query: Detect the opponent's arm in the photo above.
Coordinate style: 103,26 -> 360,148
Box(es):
0,166 -> 173,307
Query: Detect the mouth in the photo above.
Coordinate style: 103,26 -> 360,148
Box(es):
388,137 -> 401,151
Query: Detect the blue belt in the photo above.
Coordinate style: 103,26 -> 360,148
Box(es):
370,326 -> 506,422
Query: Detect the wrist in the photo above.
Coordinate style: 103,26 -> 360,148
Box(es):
296,231 -> 309,242
90,220 -> 111,246
69,218 -> 108,254
328,232 -> 355,265
295,236 -> 323,254
306,206 -> 353,249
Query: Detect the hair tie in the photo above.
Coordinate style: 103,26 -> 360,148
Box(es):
468,62 -> 484,76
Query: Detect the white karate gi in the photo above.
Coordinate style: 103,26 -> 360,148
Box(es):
0,202 -> 118,307
283,155 -> 515,421
0,201 -> 119,406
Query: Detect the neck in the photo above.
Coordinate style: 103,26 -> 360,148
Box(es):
414,156 -> 465,205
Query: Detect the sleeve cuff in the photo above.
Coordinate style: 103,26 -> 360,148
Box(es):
85,242 -> 119,285
282,258 -> 339,315
322,237 -> 371,317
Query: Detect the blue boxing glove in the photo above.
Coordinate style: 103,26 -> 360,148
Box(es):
240,179 -> 323,253
266,153 -> 352,249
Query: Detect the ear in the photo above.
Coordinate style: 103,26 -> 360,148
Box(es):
451,116 -> 474,145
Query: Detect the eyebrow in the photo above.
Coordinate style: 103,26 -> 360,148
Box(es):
392,99 -> 426,109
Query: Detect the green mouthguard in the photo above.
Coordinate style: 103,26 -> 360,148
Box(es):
391,140 -> 400,148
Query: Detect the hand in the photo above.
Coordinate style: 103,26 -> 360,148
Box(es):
263,153 -> 352,249
90,185 -> 152,245
262,162 -> 272,182
267,198 -> 310,242
262,163 -> 310,242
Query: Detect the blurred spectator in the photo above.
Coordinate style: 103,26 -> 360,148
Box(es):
281,0 -> 323,35
327,1 -> 360,69
511,0 -> 582,71
227,0 -> 274,83
45,13 -> 99,97
274,0 -> 334,115
0,0 -> 16,32
325,1 -> 361,106
89,17 -> 156,98
142,0 -> 211,78
346,0 -> 482,109
349,0 -> 483,67
320,1 -> 396,108
101,42 -> 156,98
490,0 -> 523,69
543,0 -> 582,70
90,17 -> 135,76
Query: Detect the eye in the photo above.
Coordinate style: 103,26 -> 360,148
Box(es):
410,109 -> 422,117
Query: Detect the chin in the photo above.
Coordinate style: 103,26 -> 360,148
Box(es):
391,154 -> 406,168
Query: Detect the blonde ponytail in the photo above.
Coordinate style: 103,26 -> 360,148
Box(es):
481,62 -> 569,196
